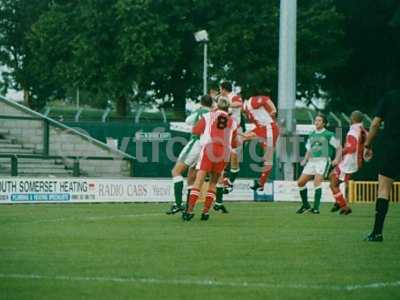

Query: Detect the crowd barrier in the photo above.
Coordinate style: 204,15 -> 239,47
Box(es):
348,181 -> 400,203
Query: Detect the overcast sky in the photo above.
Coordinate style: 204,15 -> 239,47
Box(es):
0,65 -> 23,101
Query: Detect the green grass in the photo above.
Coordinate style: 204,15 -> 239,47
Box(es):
0,202 -> 399,300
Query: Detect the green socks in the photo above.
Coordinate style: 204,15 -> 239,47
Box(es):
299,186 -> 310,208
314,186 -> 322,210
216,185 -> 224,204
173,176 -> 184,206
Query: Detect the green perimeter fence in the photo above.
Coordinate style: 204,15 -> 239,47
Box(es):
65,121 -> 382,180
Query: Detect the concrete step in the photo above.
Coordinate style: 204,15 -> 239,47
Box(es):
0,144 -> 23,149
0,168 -> 74,175
88,173 -> 129,178
0,165 -> 10,171
18,170 -> 73,176
18,165 -> 68,170
0,161 -> 68,168
0,148 -> 36,154
0,129 -> 9,136
0,158 -> 65,165
19,168 -> 72,174
0,172 -> 75,178
0,157 -> 50,162
0,139 -> 16,144
21,143 -> 38,149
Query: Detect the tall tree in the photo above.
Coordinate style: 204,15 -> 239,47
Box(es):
209,0 -> 347,103
330,0 -> 400,113
2,0 -> 349,115
0,0 -> 51,109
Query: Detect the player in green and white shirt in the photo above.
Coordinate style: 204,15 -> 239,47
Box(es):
166,95 -> 214,215
296,113 -> 342,214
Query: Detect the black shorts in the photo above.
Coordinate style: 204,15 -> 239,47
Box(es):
379,149 -> 400,179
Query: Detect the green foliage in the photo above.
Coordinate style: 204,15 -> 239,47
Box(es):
2,0 -> 397,115
297,0 -> 348,103
0,0 -> 51,109
329,0 -> 400,112
209,1 -> 279,98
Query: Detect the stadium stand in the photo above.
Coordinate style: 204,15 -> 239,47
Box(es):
0,96 -> 134,177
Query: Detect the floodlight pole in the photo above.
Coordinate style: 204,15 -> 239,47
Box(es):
203,42 -> 208,95
194,30 -> 209,96
76,87 -> 80,110
277,0 -> 297,180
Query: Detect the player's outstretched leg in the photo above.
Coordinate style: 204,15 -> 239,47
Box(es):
329,170 -> 352,215
250,164 -> 272,192
250,145 -> 273,192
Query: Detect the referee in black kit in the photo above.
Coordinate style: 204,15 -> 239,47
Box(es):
364,90 -> 400,242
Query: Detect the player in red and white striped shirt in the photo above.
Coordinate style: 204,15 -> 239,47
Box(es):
216,81 -> 243,211
242,94 -> 280,191
329,111 -> 367,215
183,96 -> 239,221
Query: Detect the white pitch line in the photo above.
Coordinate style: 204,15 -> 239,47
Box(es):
16,213 -> 164,224
0,273 -> 399,291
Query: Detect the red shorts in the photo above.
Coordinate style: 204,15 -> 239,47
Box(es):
332,166 -> 351,183
252,122 -> 279,149
196,144 -> 229,174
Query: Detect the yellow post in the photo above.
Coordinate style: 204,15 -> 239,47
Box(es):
348,181 -> 354,203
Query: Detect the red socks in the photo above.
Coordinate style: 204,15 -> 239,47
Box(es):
333,191 -> 347,208
187,188 -> 200,213
259,168 -> 272,186
203,191 -> 216,214
187,189 -> 216,214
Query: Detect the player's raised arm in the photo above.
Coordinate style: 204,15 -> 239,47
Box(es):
249,96 -> 277,119
185,112 -> 197,126
265,98 -> 277,119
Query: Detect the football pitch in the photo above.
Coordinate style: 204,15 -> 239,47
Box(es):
1,202 -> 399,300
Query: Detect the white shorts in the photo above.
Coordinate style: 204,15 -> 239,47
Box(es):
302,158 -> 331,177
178,139 -> 202,167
